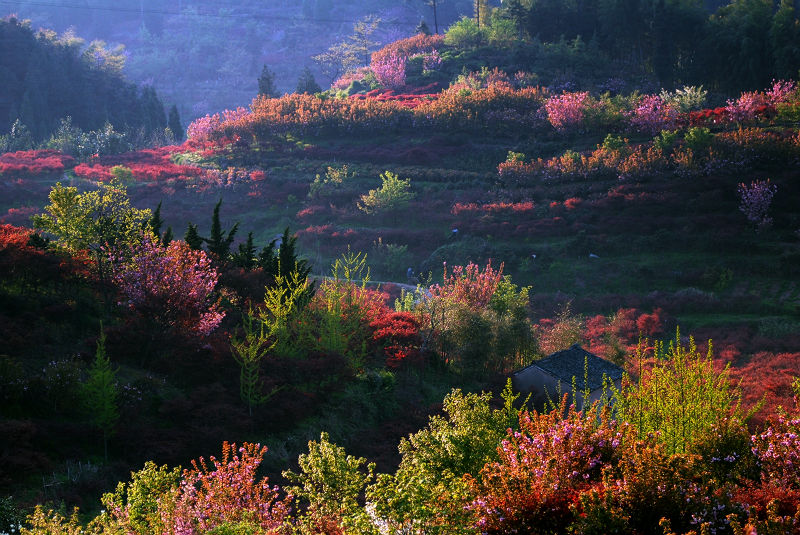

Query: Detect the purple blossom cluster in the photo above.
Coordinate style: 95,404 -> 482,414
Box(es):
737,179 -> 777,230
421,50 -> 442,73
627,95 -> 679,135
752,412 -> 800,489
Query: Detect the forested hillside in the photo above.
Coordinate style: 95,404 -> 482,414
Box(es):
0,17 -> 168,144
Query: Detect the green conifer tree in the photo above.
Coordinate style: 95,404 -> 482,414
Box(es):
184,223 -> 203,250
162,226 -> 173,245
205,199 -> 239,261
82,325 -> 119,461
296,67 -> 322,94
259,227 -> 315,306
234,231 -> 257,269
149,201 -> 164,238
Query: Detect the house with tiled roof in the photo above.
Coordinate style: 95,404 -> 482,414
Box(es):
512,344 -> 624,407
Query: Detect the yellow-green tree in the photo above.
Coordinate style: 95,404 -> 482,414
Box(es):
614,329 -> 746,454
358,171 -> 415,215
33,180 -> 151,304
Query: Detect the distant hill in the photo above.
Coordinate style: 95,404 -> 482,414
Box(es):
2,0 -> 474,124
0,16 -> 167,141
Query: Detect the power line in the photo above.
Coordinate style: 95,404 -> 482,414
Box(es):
0,1 -> 422,26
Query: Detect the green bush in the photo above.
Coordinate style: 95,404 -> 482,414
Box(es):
602,133 -> 626,151
358,171 -> 415,215
444,17 -> 485,48
653,129 -> 679,152
100,461 -> 182,534
367,384 -> 523,534
284,432 -> 376,533
684,126 -> 713,152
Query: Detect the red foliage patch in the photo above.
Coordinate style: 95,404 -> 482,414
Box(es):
729,351 -> 800,426
73,162 -> 114,181
0,205 -> 38,226
0,150 -> 75,177
451,201 -> 535,216
370,311 -> 422,368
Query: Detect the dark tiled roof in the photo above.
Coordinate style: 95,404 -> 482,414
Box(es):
521,344 -> 624,391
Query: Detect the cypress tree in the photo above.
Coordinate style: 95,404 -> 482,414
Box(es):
258,65 -> 278,97
296,67 -> 322,94
205,199 -> 239,260
168,104 -> 184,141
259,227 -> 315,305
184,223 -> 203,250
150,201 -> 164,238
162,226 -> 173,245
234,232 -> 257,269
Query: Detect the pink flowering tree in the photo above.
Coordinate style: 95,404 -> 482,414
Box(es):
186,107 -> 250,141
627,95 -> 679,135
751,409 -> 800,490
372,51 -> 406,88
766,79 -> 796,105
545,91 -> 590,132
725,91 -> 769,124
112,234 -> 224,337
738,179 -> 777,230
428,261 -> 504,311
164,442 -> 292,533
470,402 -> 627,533
746,379 -> 800,516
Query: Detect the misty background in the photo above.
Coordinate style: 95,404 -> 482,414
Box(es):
0,0 -> 474,123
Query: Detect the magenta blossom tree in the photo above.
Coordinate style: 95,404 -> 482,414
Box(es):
187,107 -> 250,141
544,91 -> 590,132
725,91 -> 768,124
428,261 -> 504,311
765,79 -> 796,105
372,51 -> 406,88
164,442 -> 292,534
112,234 -> 224,336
